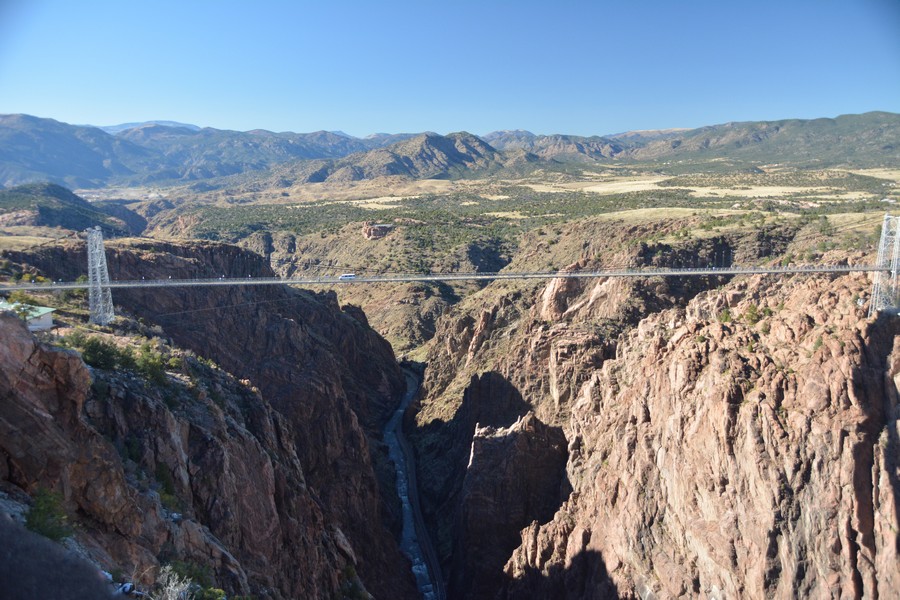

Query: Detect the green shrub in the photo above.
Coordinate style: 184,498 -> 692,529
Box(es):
155,463 -> 182,511
136,343 -> 167,385
60,330 -> 87,349
64,334 -> 168,385
158,491 -> 180,512
91,378 -> 110,401
25,488 -> 73,542
340,564 -> 368,600
155,463 -> 181,511
8,290 -> 41,306
167,560 -> 213,589
812,335 -> 823,352
117,346 -> 137,370
744,304 -> 760,325
81,337 -> 119,370
717,307 -> 732,323
11,303 -> 38,321
155,463 -> 177,497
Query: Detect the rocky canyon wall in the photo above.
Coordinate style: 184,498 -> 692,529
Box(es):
3,240 -> 418,598
412,220 -> 899,598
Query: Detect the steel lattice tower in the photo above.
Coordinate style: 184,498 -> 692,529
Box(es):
869,214 -> 900,318
86,227 -> 115,325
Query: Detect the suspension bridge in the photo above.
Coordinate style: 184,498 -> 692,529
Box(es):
1,215 -> 899,324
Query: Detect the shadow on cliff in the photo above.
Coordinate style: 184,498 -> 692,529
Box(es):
888,388 -> 900,557
838,308 -> 900,597
413,372 -> 573,598
415,371 -> 532,521
415,372 -> 533,560
866,312 -> 900,556
0,513 -> 115,600
497,549 -> 619,600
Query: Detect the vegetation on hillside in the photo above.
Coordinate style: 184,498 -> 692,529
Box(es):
0,183 -> 130,235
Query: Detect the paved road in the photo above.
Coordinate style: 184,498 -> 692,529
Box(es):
0,263 -> 881,292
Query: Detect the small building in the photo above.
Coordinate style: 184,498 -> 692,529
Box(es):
0,300 -> 56,331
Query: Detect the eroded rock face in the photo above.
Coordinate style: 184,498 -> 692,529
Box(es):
4,240 -> 418,598
413,220 -> 899,599
0,313 -> 351,598
362,222 -> 394,240
107,243 -> 412,598
414,372 -> 531,566
499,275 -> 900,598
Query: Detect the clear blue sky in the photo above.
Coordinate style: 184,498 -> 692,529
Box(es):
1,0 -> 898,136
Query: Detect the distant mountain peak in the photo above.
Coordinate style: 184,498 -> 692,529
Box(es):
485,129 -> 536,136
482,130 -> 537,142
99,120 -> 201,135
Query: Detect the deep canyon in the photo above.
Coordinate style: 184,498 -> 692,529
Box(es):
1,217 -> 899,599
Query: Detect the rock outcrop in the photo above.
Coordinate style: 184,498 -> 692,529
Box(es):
453,412 -> 568,599
362,222 -> 394,240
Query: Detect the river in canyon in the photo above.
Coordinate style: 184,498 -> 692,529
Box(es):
384,371 -> 445,600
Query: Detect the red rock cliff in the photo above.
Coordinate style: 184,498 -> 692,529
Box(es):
413,222 -> 899,598
3,240 -> 418,598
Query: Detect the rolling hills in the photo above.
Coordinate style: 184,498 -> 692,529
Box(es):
0,182 -> 131,234
275,131 -> 528,183
622,111 -> 900,166
0,115 -> 424,188
483,111 -> 900,166
0,114 -> 158,189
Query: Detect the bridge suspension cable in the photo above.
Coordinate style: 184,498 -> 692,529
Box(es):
0,263 -> 884,293
1,215 -> 893,317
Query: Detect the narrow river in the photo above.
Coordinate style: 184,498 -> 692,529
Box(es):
384,371 -> 446,600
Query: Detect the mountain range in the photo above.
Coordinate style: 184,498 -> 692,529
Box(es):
0,111 -> 898,189
96,120 -> 202,135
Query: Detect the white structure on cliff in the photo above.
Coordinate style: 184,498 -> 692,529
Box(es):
0,300 -> 56,331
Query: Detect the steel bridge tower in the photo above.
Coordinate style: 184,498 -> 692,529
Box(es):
86,227 -> 115,325
869,214 -> 900,318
